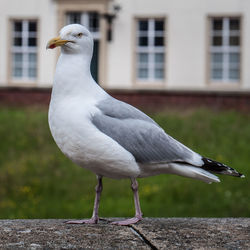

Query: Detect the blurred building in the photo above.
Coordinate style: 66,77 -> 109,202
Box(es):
0,0 -> 250,92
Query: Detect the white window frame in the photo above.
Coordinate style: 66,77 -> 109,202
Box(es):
11,20 -> 38,82
209,17 -> 241,84
66,12 -> 100,40
136,18 -> 166,83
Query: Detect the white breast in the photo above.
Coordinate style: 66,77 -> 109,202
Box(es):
48,96 -> 140,179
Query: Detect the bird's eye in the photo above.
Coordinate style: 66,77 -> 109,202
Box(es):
77,33 -> 83,38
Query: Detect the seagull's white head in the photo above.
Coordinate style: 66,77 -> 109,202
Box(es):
46,24 -> 93,55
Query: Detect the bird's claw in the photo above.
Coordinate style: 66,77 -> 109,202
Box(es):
110,216 -> 142,226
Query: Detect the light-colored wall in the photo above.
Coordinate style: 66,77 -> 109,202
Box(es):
0,0 -> 250,90
0,0 -> 57,87
107,0 -> 250,90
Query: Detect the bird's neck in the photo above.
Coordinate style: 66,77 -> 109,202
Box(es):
52,53 -> 106,101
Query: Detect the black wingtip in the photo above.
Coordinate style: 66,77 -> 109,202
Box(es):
201,157 -> 244,177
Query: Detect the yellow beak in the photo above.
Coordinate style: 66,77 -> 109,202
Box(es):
46,36 -> 70,49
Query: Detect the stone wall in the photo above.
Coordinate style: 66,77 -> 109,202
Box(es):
0,218 -> 249,249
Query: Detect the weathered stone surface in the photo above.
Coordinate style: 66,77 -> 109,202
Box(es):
0,218 -> 249,249
132,218 -> 250,249
0,219 -> 149,250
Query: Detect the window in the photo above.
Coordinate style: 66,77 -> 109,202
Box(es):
209,17 -> 241,83
66,12 -> 100,82
11,20 -> 38,81
136,19 -> 165,82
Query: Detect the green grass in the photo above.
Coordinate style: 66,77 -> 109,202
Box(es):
0,106 -> 249,219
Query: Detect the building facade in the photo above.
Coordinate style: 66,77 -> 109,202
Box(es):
0,0 -> 250,91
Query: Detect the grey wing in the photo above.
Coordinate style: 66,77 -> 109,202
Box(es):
92,97 -> 202,165
96,96 -> 158,125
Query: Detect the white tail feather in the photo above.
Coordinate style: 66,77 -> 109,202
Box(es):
169,163 -> 221,183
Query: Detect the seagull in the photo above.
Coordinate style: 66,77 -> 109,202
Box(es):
47,24 -> 244,226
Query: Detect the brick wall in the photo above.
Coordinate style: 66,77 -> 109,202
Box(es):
0,87 -> 250,112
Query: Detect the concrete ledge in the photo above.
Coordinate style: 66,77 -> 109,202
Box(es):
0,218 -> 249,249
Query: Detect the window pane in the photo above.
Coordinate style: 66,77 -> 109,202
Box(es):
28,53 -> 36,63
230,36 -> 240,46
212,36 -> 222,46
155,21 -> 164,31
29,21 -> 37,32
68,12 -> 81,24
29,53 -> 37,69
28,68 -> 36,78
137,19 -> 165,81
139,20 -> 148,31
14,53 -> 23,63
138,53 -> 148,63
11,20 -> 38,80
154,68 -> 164,79
14,21 -> 22,32
213,19 -> 223,30
212,69 -> 223,79
89,12 -> 99,32
28,37 -> 37,46
210,18 -> 241,83
155,53 -> 164,63
139,37 -> 148,46
230,19 -> 240,31
14,37 -> 22,46
229,53 -> 239,63
212,53 -> 223,63
229,69 -> 239,80
13,68 -> 22,77
138,68 -> 148,78
154,36 -> 164,46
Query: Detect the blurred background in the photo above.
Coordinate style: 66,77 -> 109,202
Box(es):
0,0 -> 249,219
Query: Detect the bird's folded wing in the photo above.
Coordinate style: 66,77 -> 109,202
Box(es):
92,97 -> 202,165
95,97 -> 158,125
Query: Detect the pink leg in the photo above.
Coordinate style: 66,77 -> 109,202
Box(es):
66,175 -> 103,224
111,178 -> 143,226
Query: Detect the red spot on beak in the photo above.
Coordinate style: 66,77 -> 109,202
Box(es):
49,44 -> 56,49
